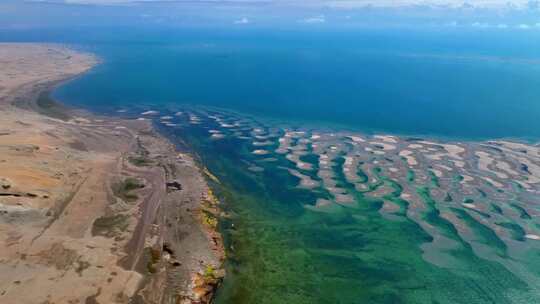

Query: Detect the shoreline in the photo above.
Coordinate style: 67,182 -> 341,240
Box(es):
140,102 -> 540,302
6,42 -> 540,303
0,43 -> 224,304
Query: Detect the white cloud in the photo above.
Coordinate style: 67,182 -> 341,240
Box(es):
470,22 -> 539,30
301,15 -> 326,24
28,0 -> 536,9
471,21 -> 489,28
234,17 -> 250,24
322,0 -> 533,9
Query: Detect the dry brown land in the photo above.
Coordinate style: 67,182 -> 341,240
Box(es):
0,43 -> 223,304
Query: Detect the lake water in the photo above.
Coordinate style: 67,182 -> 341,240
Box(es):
4,27 -> 540,303
44,28 -> 540,141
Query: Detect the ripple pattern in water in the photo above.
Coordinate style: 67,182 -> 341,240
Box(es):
137,106 -> 540,303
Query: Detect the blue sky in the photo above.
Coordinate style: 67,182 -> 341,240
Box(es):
1,0 -> 539,30
17,0 -> 540,11
17,0 -> 540,8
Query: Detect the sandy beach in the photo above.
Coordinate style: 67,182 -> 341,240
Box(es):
0,43 -> 223,304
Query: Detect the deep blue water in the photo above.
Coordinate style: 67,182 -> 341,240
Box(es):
4,27 -> 540,140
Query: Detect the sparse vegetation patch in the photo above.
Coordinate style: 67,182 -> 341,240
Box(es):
91,214 -> 129,238
112,177 -> 144,202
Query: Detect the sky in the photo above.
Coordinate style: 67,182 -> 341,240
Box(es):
1,0 -> 539,30
17,0 -> 540,8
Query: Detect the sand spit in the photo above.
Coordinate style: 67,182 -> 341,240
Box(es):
374,135 -> 398,143
525,234 -> 540,240
399,150 -> 418,166
211,134 -> 225,140
370,141 -> 396,151
0,44 -> 223,304
281,167 -> 319,189
252,149 -> 270,155
286,152 -> 314,171
252,140 -> 274,147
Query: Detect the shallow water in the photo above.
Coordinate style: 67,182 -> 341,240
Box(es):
149,109 -> 540,304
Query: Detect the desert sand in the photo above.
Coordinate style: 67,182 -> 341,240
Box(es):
0,43 -> 223,304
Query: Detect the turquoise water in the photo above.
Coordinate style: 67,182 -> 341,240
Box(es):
152,109 -> 540,304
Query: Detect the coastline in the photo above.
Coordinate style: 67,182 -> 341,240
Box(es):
5,42 -> 540,304
0,43 -> 224,303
